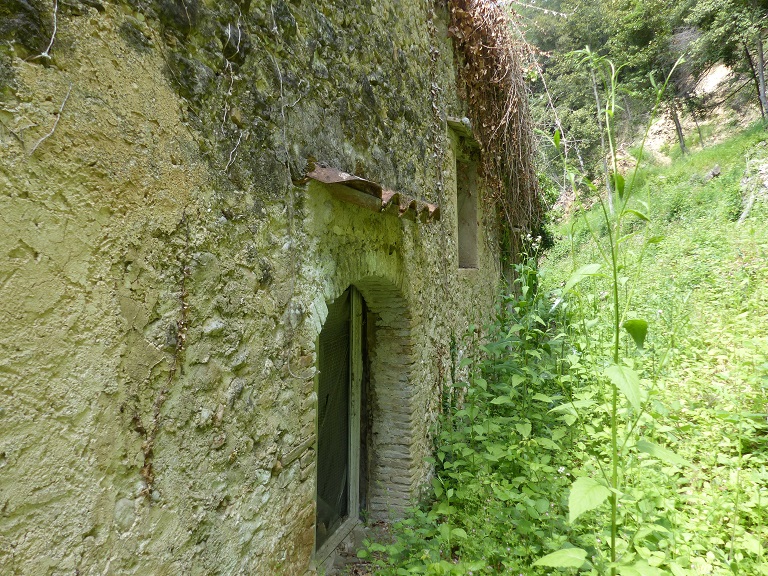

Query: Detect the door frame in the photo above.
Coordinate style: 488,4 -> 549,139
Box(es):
313,285 -> 363,563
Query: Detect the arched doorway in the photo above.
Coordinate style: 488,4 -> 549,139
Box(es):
312,276 -> 419,564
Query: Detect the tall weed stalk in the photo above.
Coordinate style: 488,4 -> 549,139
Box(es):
534,52 -> 684,574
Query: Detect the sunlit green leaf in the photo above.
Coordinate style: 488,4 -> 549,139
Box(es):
554,128 -> 561,151
617,560 -> 665,576
605,364 -> 643,410
510,374 -> 525,388
563,263 -> 602,294
636,439 -> 691,468
516,422 -> 532,438
569,476 -> 611,523
532,547 -> 588,568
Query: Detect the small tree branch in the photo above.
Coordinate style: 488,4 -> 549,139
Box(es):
29,0 -> 58,61
28,82 -> 72,156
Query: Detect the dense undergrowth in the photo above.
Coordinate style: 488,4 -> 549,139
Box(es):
357,125 -> 768,575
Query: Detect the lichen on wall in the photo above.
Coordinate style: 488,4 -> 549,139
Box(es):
0,0 -> 508,574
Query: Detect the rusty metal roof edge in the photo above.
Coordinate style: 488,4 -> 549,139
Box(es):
305,164 -> 382,198
382,189 -> 441,223
305,164 -> 441,222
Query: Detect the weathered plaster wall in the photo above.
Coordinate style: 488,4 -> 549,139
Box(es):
0,1 -> 503,574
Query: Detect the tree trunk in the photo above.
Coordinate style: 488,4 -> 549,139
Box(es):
756,29 -> 768,125
669,99 -> 687,156
745,44 -> 767,120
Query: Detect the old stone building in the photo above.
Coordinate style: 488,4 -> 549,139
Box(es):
0,0 -> 536,574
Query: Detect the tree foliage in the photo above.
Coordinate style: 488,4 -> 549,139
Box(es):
518,0 -> 768,183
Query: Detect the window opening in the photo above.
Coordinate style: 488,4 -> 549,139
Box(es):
457,157 -> 478,268
315,286 -> 365,553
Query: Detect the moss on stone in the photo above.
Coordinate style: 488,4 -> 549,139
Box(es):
119,17 -> 153,52
0,0 -> 51,57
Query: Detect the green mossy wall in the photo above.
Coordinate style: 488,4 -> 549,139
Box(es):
0,1 -> 504,573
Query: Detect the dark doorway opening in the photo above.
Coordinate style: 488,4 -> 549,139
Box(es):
315,286 -> 369,553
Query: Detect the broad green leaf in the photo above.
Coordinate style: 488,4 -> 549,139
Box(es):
491,483 -> 512,501
622,318 -> 649,349
438,523 -> 450,541
451,527 -> 468,539
490,395 -> 513,405
431,477 -> 443,498
510,374 -> 525,388
618,561 -> 664,576
516,422 -> 532,438
563,263 -> 602,294
532,393 -> 553,403
507,323 -> 525,334
535,437 -> 560,450
533,547 -> 588,568
605,364 -> 643,411
554,128 -> 561,151
569,476 -> 611,523
737,533 -> 762,555
668,562 -> 687,576
535,498 -> 550,514
647,235 -> 664,244
622,208 -> 650,222
636,439 -> 691,467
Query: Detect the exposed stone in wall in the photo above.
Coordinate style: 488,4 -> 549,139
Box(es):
0,1 -> 504,574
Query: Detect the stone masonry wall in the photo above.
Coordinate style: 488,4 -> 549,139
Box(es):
0,1 -> 504,574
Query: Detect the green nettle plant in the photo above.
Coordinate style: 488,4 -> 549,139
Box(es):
359,247 -> 580,575
533,52 -> 686,574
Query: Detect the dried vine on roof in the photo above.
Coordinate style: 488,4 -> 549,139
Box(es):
447,0 -> 541,249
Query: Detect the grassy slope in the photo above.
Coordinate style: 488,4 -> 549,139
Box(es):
359,126 -> 768,576
541,123 -> 768,574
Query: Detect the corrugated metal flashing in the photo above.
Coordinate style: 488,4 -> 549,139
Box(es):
303,163 -> 440,222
